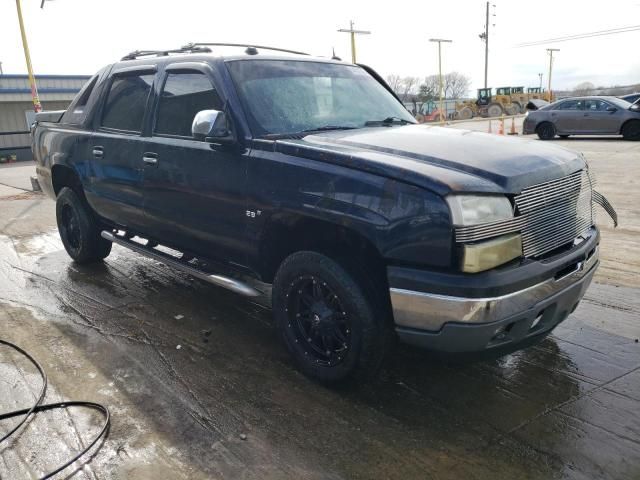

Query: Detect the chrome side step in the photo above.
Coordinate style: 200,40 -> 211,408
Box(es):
101,231 -> 262,297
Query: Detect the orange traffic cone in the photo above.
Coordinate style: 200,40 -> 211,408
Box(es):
498,116 -> 504,135
488,121 -> 492,134
508,117 -> 518,135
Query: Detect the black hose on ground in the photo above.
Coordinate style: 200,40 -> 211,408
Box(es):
0,339 -> 110,480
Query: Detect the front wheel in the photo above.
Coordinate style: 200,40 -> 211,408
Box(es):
622,120 -> 640,141
272,251 -> 389,383
56,187 -> 112,263
536,122 -> 556,140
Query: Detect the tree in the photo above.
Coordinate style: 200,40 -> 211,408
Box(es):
444,72 -> 471,99
385,74 -> 403,94
573,81 -> 595,95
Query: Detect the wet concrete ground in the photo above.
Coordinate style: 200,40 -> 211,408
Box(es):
1,144 -> 639,479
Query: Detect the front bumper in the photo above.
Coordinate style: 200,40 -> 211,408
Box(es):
522,118 -> 536,135
389,231 -> 599,354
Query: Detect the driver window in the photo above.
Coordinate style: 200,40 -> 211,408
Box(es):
155,72 -> 223,138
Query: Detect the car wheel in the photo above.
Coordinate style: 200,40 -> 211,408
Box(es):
56,187 -> 112,263
272,251 -> 389,384
559,134 -> 570,139
536,122 -> 556,140
622,120 -> 640,141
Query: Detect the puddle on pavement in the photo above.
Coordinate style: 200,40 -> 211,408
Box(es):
0,229 -> 639,479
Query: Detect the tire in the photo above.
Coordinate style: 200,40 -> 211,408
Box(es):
272,251 -> 389,384
458,106 -> 473,120
536,122 -> 556,140
487,103 -> 503,117
56,187 -> 112,263
622,120 -> 640,141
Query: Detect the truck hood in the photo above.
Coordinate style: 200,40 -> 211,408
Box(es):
273,124 -> 585,195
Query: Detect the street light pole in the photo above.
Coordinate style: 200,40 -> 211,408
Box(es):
338,20 -> 371,64
546,48 -> 560,102
429,38 -> 452,124
538,72 -> 543,90
15,0 -> 42,112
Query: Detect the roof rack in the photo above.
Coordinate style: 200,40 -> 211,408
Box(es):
121,45 -> 212,61
183,42 -> 310,56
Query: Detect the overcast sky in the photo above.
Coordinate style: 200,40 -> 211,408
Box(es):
1,0 -> 639,94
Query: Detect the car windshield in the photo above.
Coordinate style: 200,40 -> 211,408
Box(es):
226,59 -> 416,137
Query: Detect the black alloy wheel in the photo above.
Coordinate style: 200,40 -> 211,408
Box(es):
285,274 -> 351,367
536,122 -> 556,140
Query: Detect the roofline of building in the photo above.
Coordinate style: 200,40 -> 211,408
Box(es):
0,74 -> 91,80
0,88 -> 82,94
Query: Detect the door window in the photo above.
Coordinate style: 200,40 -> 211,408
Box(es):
556,100 -> 584,110
155,72 -> 223,138
584,99 -> 610,111
101,74 -> 154,132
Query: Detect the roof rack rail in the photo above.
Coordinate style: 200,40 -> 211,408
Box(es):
121,45 -> 212,61
183,42 -> 310,56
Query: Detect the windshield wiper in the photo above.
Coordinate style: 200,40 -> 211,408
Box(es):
364,116 -> 414,127
300,125 -> 358,133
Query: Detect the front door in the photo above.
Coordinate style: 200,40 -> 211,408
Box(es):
87,71 -> 155,231
582,99 -> 621,134
141,68 -> 249,266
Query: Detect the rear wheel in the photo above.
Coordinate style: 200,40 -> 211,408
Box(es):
56,187 -> 111,263
622,120 -> 640,141
272,251 -> 389,383
536,122 -> 556,140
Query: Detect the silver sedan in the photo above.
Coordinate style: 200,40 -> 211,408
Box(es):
523,96 -> 640,140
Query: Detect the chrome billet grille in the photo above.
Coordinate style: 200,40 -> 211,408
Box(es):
515,169 -> 594,257
455,216 -> 526,242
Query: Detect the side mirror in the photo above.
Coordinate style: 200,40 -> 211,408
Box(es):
191,110 -> 235,143
606,106 -> 617,113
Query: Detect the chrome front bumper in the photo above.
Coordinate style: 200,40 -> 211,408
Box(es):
390,247 -> 598,332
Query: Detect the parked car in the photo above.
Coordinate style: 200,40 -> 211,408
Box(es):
32,44 -> 616,383
523,96 -> 640,140
621,92 -> 640,105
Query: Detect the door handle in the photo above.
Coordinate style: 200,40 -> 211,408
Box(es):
142,153 -> 158,165
92,146 -> 104,158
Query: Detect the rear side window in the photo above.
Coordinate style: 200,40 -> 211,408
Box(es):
154,72 -> 223,138
101,74 -> 154,132
62,75 -> 98,124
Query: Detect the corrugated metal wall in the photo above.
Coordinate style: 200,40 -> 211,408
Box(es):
0,101 -> 70,149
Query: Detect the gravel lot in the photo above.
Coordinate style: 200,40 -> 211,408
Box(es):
1,131 -> 639,480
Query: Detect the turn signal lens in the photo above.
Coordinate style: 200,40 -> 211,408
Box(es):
461,233 -> 523,273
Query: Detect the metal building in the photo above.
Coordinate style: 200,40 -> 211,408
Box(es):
0,74 -> 90,161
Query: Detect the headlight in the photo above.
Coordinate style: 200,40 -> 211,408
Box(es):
446,195 -> 513,226
460,234 -> 522,273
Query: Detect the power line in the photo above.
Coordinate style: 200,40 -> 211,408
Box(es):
515,25 -> 640,48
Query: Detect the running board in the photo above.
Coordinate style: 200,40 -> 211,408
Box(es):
101,231 -> 262,297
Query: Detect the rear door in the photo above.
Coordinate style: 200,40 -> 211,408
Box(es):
549,99 -> 585,133
582,99 -> 621,133
141,64 -> 249,265
87,67 -> 156,231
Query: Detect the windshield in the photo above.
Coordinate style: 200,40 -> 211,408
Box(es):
226,59 -> 415,136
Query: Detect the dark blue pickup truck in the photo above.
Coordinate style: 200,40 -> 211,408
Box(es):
32,44 -> 616,383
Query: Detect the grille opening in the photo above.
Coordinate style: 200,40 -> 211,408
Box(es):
554,262 -> 580,281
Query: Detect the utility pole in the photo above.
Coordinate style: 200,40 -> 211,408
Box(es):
546,48 -> 560,102
429,38 -> 452,124
15,0 -> 42,112
338,20 -> 371,64
479,2 -> 494,88
538,72 -> 543,90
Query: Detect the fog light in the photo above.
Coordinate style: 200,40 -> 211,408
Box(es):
461,233 -> 523,273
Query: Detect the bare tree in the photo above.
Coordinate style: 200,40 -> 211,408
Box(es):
385,75 -> 403,94
573,81 -> 595,95
419,75 -> 439,101
444,72 -> 472,99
